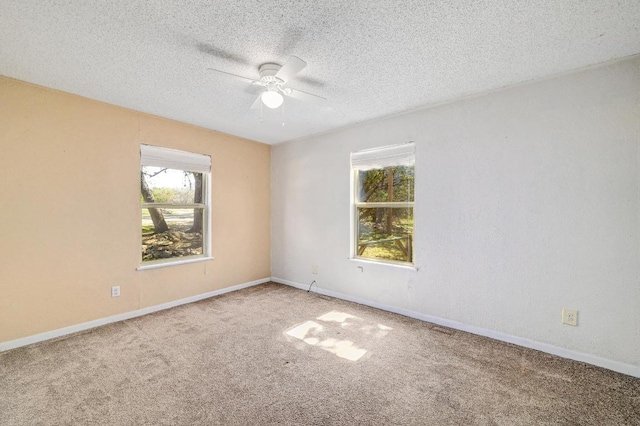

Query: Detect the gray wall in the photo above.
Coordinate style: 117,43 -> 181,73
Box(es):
271,56 -> 640,376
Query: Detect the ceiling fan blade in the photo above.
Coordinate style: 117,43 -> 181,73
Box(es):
274,56 -> 306,83
250,93 -> 263,109
283,87 -> 327,105
207,68 -> 256,85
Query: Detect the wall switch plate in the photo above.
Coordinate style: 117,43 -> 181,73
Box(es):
111,286 -> 121,298
312,264 -> 318,274
562,308 -> 577,326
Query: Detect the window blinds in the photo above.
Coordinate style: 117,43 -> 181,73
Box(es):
350,142 -> 415,171
140,144 -> 211,173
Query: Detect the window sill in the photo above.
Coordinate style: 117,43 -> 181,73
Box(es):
137,256 -> 214,271
349,257 -> 418,271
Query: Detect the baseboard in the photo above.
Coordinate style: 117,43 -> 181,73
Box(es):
0,277 -> 271,352
271,277 -> 640,379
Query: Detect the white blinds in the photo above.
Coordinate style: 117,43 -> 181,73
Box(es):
351,142 -> 415,171
140,144 -> 211,173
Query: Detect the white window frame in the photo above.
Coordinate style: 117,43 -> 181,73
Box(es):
138,144 -> 212,269
350,143 -> 415,266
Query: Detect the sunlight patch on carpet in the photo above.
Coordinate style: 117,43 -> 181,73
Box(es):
284,311 -> 392,361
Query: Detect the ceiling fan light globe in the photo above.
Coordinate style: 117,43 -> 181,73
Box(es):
262,91 -> 284,109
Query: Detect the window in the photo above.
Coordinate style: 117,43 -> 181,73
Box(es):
140,144 -> 211,266
351,143 -> 415,265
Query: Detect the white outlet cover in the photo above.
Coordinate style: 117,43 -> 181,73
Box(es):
111,286 -> 121,298
562,308 -> 578,326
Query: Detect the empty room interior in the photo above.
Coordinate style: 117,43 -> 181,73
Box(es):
1,1 -> 639,424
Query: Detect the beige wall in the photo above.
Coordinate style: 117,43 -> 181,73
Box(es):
0,76 -> 271,343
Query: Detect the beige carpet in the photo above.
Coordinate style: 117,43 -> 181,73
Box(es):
1,283 -> 639,425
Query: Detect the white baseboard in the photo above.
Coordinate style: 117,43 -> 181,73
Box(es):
272,277 -> 640,379
0,277 -> 270,352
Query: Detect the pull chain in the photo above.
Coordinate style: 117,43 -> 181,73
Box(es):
260,97 -> 263,123
281,100 -> 285,127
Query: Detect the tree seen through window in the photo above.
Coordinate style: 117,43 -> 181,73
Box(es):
356,164 -> 414,263
141,167 -> 205,262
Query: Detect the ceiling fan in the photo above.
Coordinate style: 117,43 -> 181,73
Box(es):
207,56 -> 326,109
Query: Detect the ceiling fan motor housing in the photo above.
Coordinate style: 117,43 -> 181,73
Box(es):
259,63 -> 283,84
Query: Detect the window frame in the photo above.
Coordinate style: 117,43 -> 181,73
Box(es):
138,145 -> 212,269
350,143 -> 415,266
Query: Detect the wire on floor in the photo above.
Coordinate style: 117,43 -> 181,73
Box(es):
307,280 -> 316,292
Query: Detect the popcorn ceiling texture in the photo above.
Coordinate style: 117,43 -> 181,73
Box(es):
1,0 -> 639,144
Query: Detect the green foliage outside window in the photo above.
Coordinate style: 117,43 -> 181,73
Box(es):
356,166 -> 414,263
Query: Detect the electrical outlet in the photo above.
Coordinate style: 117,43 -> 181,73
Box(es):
562,308 -> 577,326
111,286 -> 121,298
312,264 -> 318,274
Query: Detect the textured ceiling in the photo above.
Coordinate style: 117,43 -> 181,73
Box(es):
1,1 -> 639,145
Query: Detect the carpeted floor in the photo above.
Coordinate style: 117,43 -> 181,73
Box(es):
1,282 -> 639,425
